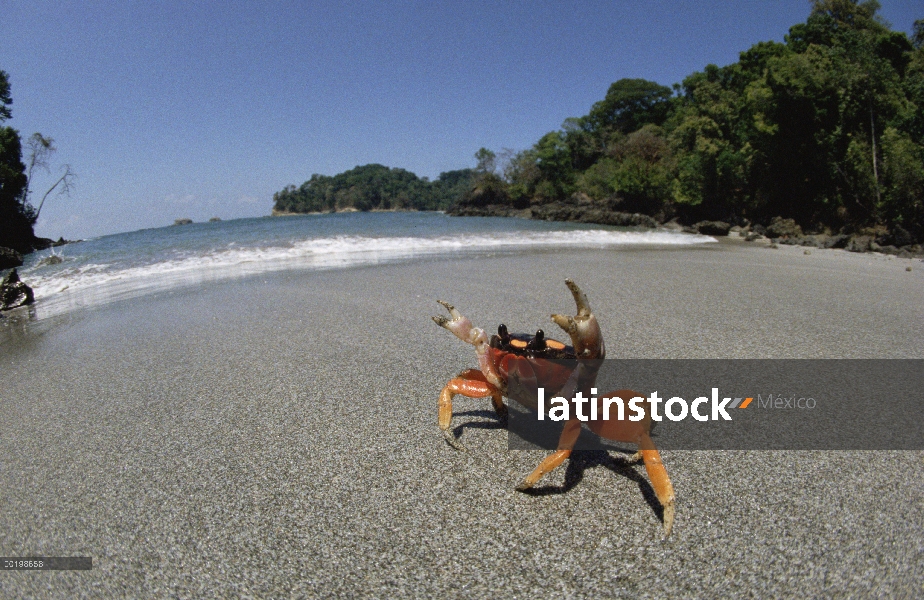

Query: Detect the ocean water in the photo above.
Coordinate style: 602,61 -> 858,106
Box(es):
17,212 -> 716,318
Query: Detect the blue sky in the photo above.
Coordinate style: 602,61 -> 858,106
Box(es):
2,1 -> 920,239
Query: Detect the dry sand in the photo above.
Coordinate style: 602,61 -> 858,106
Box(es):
1,240 -> 922,597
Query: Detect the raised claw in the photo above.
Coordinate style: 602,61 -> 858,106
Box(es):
550,280 -> 605,359
437,300 -> 462,320
551,313 -> 577,335
564,278 -> 591,317
433,300 -> 475,343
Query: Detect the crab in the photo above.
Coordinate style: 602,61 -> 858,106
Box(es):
432,279 -> 676,537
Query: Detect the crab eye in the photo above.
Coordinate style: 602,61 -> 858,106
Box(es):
527,329 -> 546,351
498,323 -> 509,341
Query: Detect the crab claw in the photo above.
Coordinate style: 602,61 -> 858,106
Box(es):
434,300 -> 505,392
551,279 -> 605,359
433,300 -> 482,346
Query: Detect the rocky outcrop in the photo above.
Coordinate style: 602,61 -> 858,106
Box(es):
31,237 -> 74,251
0,247 -> 23,270
1,269 -> 34,311
532,202 -> 660,228
449,202 -> 659,228
768,231 -> 922,257
173,218 -> 193,226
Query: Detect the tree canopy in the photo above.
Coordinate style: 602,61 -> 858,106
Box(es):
452,1 -> 923,240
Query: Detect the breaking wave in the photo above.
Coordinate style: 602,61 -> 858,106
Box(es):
21,227 -> 715,317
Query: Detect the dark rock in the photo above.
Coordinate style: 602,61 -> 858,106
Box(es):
1,269 -> 34,311
765,217 -> 803,239
744,232 -> 763,242
208,217 -> 221,222
846,235 -> 874,253
821,234 -> 849,249
32,237 -> 54,250
173,218 -> 193,226
0,247 -> 24,270
751,224 -> 767,235
812,234 -> 848,249
37,255 -> 64,267
880,225 -> 916,247
694,221 -> 731,236
661,220 -> 683,231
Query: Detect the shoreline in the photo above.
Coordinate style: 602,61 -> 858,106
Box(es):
271,205 -> 924,260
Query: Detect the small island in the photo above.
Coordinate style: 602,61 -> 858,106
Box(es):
272,163 -> 476,214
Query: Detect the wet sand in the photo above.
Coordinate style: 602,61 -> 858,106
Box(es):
1,240 -> 922,597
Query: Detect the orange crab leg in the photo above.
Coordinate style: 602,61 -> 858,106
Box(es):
639,439 -> 675,538
515,418 -> 583,490
438,369 -> 505,449
587,390 -> 675,538
515,450 -> 571,490
516,390 -> 676,538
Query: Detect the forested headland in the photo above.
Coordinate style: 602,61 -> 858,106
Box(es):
274,2 -> 924,252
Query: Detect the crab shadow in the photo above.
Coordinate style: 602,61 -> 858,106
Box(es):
450,410 -> 508,437
518,449 -> 666,526
448,412 -> 666,527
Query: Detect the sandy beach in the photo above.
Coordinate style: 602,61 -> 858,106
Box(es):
2,240 -> 922,597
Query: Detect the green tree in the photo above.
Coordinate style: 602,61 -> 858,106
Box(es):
578,125 -> 674,214
474,148 -> 496,174
587,79 -> 674,137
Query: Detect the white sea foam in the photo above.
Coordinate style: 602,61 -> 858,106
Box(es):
25,229 -> 715,317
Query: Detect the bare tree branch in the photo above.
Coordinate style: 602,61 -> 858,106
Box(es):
24,133 -> 56,204
35,164 -> 75,219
